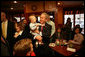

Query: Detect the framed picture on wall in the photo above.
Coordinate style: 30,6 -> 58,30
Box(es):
31,5 -> 37,11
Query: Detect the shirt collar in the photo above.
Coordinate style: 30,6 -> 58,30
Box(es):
18,30 -> 23,36
47,20 -> 51,23
16,30 -> 23,35
3,20 -> 8,23
41,23 -> 45,26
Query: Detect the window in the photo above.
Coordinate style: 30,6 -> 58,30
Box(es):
64,14 -> 74,28
75,13 -> 84,28
21,17 -> 25,20
64,9 -> 84,31
14,17 -> 25,22
50,16 -> 53,18
37,16 -> 40,23
36,14 -> 54,23
14,17 -> 20,22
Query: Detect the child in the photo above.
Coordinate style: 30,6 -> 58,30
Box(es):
56,28 -> 63,40
13,38 -> 36,56
29,15 -> 43,45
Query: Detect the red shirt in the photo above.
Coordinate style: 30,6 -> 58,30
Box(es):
31,52 -> 36,56
26,51 -> 36,56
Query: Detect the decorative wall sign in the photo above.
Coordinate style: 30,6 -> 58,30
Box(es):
31,5 -> 37,11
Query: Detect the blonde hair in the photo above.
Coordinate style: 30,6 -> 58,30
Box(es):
41,12 -> 50,19
13,38 -> 32,56
29,15 -> 36,22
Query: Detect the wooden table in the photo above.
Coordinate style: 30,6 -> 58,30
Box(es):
49,45 -> 82,56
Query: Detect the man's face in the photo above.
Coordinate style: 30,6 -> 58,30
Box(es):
46,17 -> 50,22
1,12 -> 6,22
40,14 -> 46,24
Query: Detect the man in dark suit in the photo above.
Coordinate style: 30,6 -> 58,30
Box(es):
1,12 -> 15,56
34,13 -> 52,56
39,13 -> 52,44
39,23 -> 52,44
33,12 -> 52,45
1,37 -> 10,56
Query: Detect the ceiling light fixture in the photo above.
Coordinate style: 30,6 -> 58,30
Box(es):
11,7 -> 13,10
14,1 -> 17,3
82,2 -> 84,6
58,2 -> 61,5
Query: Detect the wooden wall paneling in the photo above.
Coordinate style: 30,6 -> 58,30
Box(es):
25,1 -> 44,13
45,1 -> 56,11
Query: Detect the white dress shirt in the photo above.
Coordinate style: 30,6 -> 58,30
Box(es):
14,30 -> 23,38
47,20 -> 55,36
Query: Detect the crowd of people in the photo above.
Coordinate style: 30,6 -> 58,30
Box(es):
1,12 -> 84,56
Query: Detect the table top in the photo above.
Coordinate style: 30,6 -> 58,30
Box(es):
49,44 -> 82,56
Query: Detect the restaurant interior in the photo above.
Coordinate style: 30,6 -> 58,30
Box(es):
1,1 -> 85,56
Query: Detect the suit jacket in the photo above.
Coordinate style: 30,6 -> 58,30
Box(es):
13,30 -> 34,45
1,21 -> 15,44
39,23 -> 52,44
1,42 -> 10,56
24,23 -> 30,33
1,21 -> 15,55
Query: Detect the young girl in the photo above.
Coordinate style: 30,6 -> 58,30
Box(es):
56,28 -> 63,40
13,38 -> 36,56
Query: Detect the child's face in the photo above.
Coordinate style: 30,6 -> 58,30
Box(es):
57,29 -> 61,33
31,16 -> 36,23
33,18 -> 36,23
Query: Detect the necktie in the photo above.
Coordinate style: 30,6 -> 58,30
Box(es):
41,26 -> 43,32
2,22 -> 6,39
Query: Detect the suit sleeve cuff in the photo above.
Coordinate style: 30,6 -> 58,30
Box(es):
34,35 -> 37,40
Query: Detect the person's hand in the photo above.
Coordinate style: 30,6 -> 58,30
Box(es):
68,40 -> 73,44
36,23 -> 41,27
36,24 -> 39,27
14,33 -> 19,38
35,35 -> 42,41
69,40 -> 73,42
13,51 -> 15,56
35,30 -> 40,34
49,35 -> 52,38
1,36 -> 6,44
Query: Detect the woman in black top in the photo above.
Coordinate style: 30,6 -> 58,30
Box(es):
13,22 -> 33,45
65,17 -> 72,41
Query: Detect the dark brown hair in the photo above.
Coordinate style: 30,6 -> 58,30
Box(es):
15,22 -> 25,30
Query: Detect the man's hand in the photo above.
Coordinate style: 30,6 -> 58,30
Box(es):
14,33 -> 19,38
49,35 -> 52,38
1,36 -> 6,44
35,35 -> 42,41
68,40 -> 73,44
